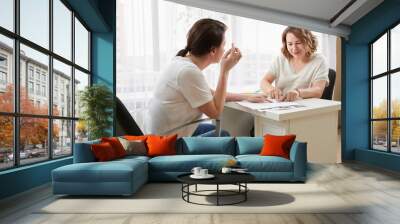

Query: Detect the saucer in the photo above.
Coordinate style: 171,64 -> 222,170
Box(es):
190,174 -> 215,179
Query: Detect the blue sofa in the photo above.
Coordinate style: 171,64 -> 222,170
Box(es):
52,137 -> 307,196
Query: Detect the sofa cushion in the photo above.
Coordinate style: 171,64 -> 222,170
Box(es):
236,137 -> 263,155
91,142 -> 118,161
236,155 -> 293,172
147,134 -> 178,157
260,134 -> 296,159
73,139 -> 101,163
148,154 -> 235,172
101,137 -> 127,158
118,137 -> 147,156
52,159 -> 147,183
177,137 -> 236,155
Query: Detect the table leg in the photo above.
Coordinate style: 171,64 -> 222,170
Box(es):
245,183 -> 247,201
217,184 -> 219,206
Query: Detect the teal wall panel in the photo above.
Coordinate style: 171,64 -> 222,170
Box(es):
343,0 -> 400,172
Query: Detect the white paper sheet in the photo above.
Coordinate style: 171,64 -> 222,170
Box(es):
236,101 -> 305,111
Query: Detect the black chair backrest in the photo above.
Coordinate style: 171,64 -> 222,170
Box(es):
115,97 -> 144,136
321,69 -> 336,100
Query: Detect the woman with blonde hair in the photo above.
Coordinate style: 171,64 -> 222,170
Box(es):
260,27 -> 329,102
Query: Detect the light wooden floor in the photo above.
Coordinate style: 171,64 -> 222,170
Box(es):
1,162 -> 400,224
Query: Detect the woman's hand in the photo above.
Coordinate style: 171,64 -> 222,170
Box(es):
245,93 -> 270,103
283,90 -> 301,102
267,87 -> 284,101
220,44 -> 242,74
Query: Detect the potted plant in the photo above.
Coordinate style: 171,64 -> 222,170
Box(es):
79,84 -> 114,140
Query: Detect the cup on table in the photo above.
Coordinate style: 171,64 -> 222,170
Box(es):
191,167 -> 202,176
221,167 -> 232,174
199,168 -> 208,176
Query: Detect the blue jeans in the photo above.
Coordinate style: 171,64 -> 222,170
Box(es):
192,123 -> 230,137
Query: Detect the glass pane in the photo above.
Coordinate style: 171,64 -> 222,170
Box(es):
75,18 -> 89,70
53,119 -> 72,158
372,77 -> 387,119
20,0 -> 49,49
20,44 -> 49,115
392,24 -> 400,70
0,0 -> 14,31
75,120 -> 88,143
74,69 -> 89,118
372,121 -> 388,151
372,33 -> 387,76
53,0 -> 72,60
391,120 -> 400,153
0,116 -> 13,170
53,59 -> 72,117
391,72 -> 400,118
0,34 -> 14,112
20,117 -> 49,165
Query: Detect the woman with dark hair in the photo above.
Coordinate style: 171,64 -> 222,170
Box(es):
149,18 -> 267,137
260,27 -> 329,102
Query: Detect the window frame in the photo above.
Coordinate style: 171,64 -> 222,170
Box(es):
0,0 -> 92,171
370,20 -> 400,154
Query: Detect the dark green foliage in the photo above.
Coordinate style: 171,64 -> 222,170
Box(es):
79,84 -> 114,140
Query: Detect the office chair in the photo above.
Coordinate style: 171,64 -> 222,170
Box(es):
116,97 -> 221,136
116,97 -> 144,136
160,118 -> 221,137
321,69 -> 336,100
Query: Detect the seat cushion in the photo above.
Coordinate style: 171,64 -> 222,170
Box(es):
236,137 -> 263,155
149,154 -> 235,172
177,137 -> 236,155
236,155 -> 293,172
52,159 -> 147,183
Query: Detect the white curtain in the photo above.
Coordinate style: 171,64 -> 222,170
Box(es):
116,0 -> 337,133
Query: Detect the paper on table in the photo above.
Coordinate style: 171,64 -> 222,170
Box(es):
237,101 -> 304,110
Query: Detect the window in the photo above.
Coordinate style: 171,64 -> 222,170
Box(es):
53,0 -> 72,60
0,55 -> 7,67
75,18 -> 89,70
0,0 -> 91,170
28,67 -> 34,80
28,81 -> 34,94
20,0 -> 49,49
0,34 -> 13,113
42,85 -> 46,97
0,0 -> 14,31
0,71 -> 6,85
0,116 -> 13,170
53,59 -> 72,116
371,23 -> 400,153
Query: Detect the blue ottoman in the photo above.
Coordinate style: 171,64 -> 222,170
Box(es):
52,157 -> 148,196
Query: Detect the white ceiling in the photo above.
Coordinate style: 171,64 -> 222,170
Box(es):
226,0 -> 353,24
167,0 -> 384,37
224,0 -> 384,26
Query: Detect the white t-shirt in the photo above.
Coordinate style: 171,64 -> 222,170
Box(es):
267,53 -> 329,94
149,56 -> 213,137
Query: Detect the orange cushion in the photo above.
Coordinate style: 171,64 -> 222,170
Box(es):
146,134 -> 178,157
124,135 -> 151,141
91,142 -> 118,161
101,137 -> 127,158
259,134 -> 296,159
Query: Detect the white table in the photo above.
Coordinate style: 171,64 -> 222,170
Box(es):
221,98 -> 341,163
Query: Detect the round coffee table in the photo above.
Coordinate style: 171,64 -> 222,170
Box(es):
177,173 -> 255,206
